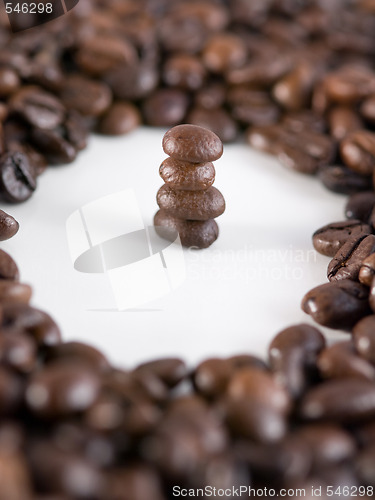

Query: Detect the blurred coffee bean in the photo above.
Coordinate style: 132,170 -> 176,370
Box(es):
228,87 -> 280,127
312,220 -> 371,257
0,449 -> 32,500
281,110 -> 326,134
345,191 -> 375,222
30,128 -> 77,165
134,357 -> 187,388
353,314 -> 375,362
0,152 -> 36,203
328,106 -> 363,141
104,465 -> 165,500
0,331 -> 37,372
323,65 -> 375,104
0,210 -> 19,241
45,342 -> 110,372
7,141 -> 48,177
0,249 -> 19,281
187,107 -> 238,143
193,358 -> 232,399
356,445 -> 375,487
0,68 -> 20,98
318,165 -> 372,195
97,102 -> 141,136
273,63 -> 315,110
163,54 -> 206,91
60,76 -> 112,117
0,281 -> 32,304
142,89 -> 188,127
361,95 -> 375,124
327,234 -> 375,281
195,82 -> 226,110
202,34 -> 247,74
341,130 -> 375,176
105,63 -> 159,100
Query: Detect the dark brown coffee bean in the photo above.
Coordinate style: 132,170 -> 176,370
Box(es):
202,33 -> 247,73
328,106 -> 363,141
193,358 -> 232,399
97,102 -> 141,136
327,234 -> 375,281
0,68 -> 20,97
154,210 -> 219,249
30,128 -> 77,165
228,87 -> 280,127
60,76 -> 112,117
0,152 -> 36,203
134,358 -> 187,389
295,424 -> 356,467
227,368 -> 291,415
26,362 -> 101,418
227,354 -> 268,371
0,366 -> 23,416
157,184 -> 225,221
45,342 -> 110,373
104,465 -> 164,500
172,2 -> 229,32
359,254 -> 375,286
64,110 -> 89,152
163,124 -> 223,163
105,63 -> 158,100
158,10 -> 207,54
0,249 -> 19,281
143,89 -> 189,127
246,124 -> 284,154
312,220 -> 371,257
163,54 -> 206,91
0,281 -> 31,304
195,82 -> 226,110
0,331 -> 37,373
345,191 -> 375,222
0,210 -> 19,241
159,157 -> 215,191
341,130 -> 375,176
187,107 -> 238,143
301,280 -> 370,330
360,95 -> 375,124
269,324 -> 325,399
281,111 -> 326,134
300,378 -> 375,422
353,314 -> 375,362
10,86 -> 65,130
318,165 -> 372,195
356,445 -> 375,487
7,141 -> 48,177
317,341 -> 375,381
272,63 -> 315,110
323,65 -> 375,104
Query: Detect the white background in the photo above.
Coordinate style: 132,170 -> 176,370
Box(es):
2,128 -> 348,368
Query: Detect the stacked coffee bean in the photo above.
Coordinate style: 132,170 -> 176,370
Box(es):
155,124 -> 225,248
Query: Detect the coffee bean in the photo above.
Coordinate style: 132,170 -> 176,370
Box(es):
328,106 -> 363,141
301,280 -> 370,330
246,124 -> 284,154
0,449 -> 32,500
7,141 -> 48,177
300,379 -> 375,422
163,124 -> 223,163
26,362 -> 101,418
193,358 -> 232,399
228,87 -> 280,127
0,152 -> 36,203
318,165 -> 372,195
359,254 -> 375,286
195,82 -> 226,110
142,89 -> 189,127
369,276 -> 375,313
134,358 -> 187,389
341,130 -> 375,176
60,76 -> 112,117
323,65 -> 375,104
360,95 -> 375,124
356,445 -> 375,487
97,102 -> 141,136
30,128 -> 77,165
0,210 -> 19,241
159,157 -> 215,191
104,465 -> 165,500
228,354 -> 268,371
9,86 -> 65,130
0,281 -> 32,304
281,111 -> 326,134
327,234 -> 375,281
0,68 -> 20,97
0,249 -> 19,281
272,63 -> 315,110
317,341 -> 375,381
45,342 -> 110,373
105,63 -> 158,100
202,33 -> 247,73
345,191 -> 375,222
157,184 -> 225,221
187,107 -> 238,143
312,220 -> 371,257
0,331 -> 37,373
154,210 -> 219,249
64,110 -> 89,151
353,315 -> 375,363
163,54 -> 206,91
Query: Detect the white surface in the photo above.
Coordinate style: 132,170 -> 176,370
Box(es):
2,127 -> 348,368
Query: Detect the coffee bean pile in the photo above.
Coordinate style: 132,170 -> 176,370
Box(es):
155,124 -> 225,249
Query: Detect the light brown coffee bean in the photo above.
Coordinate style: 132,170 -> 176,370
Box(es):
0,210 -> 19,241
328,106 -> 363,141
159,157 -> 215,191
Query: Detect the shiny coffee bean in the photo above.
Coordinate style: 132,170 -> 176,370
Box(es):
323,65 -> 375,104
45,342 -> 110,372
30,128 -> 77,165
64,110 -> 89,152
269,324 -> 325,399
202,33 -> 247,73
0,450 -> 32,500
246,124 -> 284,154
159,157 -> 215,191
300,378 -> 375,422
0,152 -> 36,203
0,249 -> 19,281
312,220 -> 371,257
134,358 -> 187,389
26,362 -> 101,418
0,331 -> 37,372
341,130 -> 375,176
187,107 -> 238,143
97,102 -> 141,136
142,89 -> 189,127
281,111 -> 326,134
163,124 -> 223,163
272,63 -> 315,110
195,82 -> 226,110
0,210 -> 19,241
60,76 -> 112,117
359,254 -> 375,286
163,54 -> 206,91
345,191 -> 375,222
105,63 -> 158,100
193,358 -> 232,398
301,280 -> 370,330
327,234 -> 375,281
353,315 -> 375,363
317,341 -> 375,381
328,106 -> 363,141
227,354 -> 268,371
154,210 -> 219,249
318,165 -> 372,195
367,276 -> 375,313
157,184 -> 225,221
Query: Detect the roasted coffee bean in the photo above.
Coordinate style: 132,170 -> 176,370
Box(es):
0,67 -> 20,97
195,82 -> 226,110
0,367 -> 24,416
30,128 -> 77,165
26,362 -> 101,418
10,86 -> 65,130
246,124 -> 284,154
360,254 -> 375,286
317,341 -> 375,381
341,130 -> 375,176
158,10 -> 208,54
104,465 -> 165,500
163,54 -> 206,91
327,234 -> 375,281
0,152 -> 36,203
281,111 -> 326,134
44,342 -> 110,372
360,95 -> 375,124
301,280 -> 370,330
323,65 -> 375,104
60,76 -> 112,117
228,87 -> 280,127
142,89 -> 189,127
154,210 -> 219,249
312,220 -> 371,257
163,124 -> 223,163
318,165 -> 372,195
64,110 -> 89,152
193,358 -> 232,398
272,63 -> 315,111
0,281 -> 31,304
202,33 -> 247,74
367,276 -> 375,313
159,157 -> 215,191
187,107 -> 238,143
356,445 -> 375,487
227,354 -> 268,371
300,378 -> 375,422
0,331 -> 37,372
0,210 -> 19,241
227,367 -> 291,415
157,184 -> 225,221
0,249 -> 19,281
97,102 -> 141,136
328,106 -> 363,141
7,141 -> 48,177
172,2 -> 229,32
269,324 -> 325,399
105,63 -> 159,100
345,191 -> 375,222
353,315 -> 375,362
